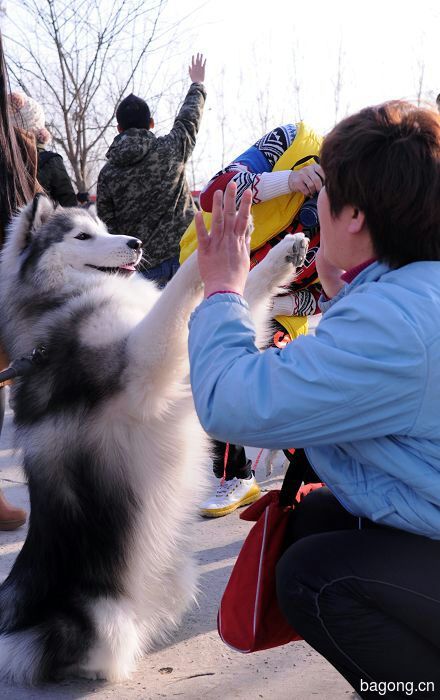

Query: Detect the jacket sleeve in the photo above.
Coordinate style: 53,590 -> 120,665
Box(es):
49,157 -> 77,207
161,83 -> 206,162
200,124 -> 297,211
188,293 -> 425,449
97,173 -> 117,234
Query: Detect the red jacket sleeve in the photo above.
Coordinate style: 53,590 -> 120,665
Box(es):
200,171 -> 236,212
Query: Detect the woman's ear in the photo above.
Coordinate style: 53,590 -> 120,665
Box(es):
12,194 -> 56,255
348,206 -> 366,234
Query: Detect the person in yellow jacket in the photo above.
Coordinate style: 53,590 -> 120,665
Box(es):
180,122 -> 324,517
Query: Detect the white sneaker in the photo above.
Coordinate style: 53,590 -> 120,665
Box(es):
200,475 -> 261,518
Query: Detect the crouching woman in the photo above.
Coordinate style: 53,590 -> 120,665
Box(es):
188,101 -> 440,698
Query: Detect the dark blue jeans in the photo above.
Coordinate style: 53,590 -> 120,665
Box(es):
141,255 -> 180,289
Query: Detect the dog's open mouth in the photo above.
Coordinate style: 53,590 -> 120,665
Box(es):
86,263 -> 137,275
86,253 -> 142,276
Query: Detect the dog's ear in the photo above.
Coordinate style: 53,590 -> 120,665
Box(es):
17,194 -> 57,252
2,194 -> 57,263
29,193 -> 56,231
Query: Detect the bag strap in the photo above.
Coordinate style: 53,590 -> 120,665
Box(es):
279,449 -> 311,508
291,154 -> 320,170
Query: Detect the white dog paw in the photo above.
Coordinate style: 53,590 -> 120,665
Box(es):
283,232 -> 309,269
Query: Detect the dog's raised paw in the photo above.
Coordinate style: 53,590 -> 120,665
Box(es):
285,233 -> 309,269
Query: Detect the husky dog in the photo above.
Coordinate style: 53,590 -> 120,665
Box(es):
0,194 -> 307,684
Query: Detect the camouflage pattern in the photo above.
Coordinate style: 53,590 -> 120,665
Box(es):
97,83 -> 206,269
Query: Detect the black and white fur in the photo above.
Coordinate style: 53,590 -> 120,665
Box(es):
0,195 -> 308,684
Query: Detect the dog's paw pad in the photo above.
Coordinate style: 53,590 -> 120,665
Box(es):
285,234 -> 309,268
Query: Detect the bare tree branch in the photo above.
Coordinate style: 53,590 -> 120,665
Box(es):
5,0 -> 177,190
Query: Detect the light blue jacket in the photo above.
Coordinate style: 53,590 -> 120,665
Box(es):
189,261 -> 440,539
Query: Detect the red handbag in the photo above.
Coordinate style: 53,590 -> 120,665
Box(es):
217,455 -> 324,653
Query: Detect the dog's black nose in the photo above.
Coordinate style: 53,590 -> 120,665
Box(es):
127,238 -> 142,250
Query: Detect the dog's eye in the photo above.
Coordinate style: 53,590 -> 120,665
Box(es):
75,232 -> 92,241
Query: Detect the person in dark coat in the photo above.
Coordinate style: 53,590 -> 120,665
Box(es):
37,145 -> 77,207
9,92 -> 77,207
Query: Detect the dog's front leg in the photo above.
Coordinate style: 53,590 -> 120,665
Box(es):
126,252 -> 203,398
245,232 -> 308,312
244,233 -> 308,347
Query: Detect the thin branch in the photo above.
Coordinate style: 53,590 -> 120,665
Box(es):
5,0 -> 195,189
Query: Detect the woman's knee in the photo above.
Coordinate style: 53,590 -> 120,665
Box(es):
276,528 -> 357,628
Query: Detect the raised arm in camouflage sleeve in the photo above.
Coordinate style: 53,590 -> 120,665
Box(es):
97,172 -> 117,234
161,83 -> 207,163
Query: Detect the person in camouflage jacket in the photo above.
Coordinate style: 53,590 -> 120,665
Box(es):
97,53 -> 207,287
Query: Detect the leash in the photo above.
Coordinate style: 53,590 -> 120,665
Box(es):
0,345 -> 48,387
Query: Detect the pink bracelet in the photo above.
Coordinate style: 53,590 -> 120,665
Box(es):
206,290 -> 242,299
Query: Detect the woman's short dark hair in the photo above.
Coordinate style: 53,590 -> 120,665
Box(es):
320,100 -> 440,268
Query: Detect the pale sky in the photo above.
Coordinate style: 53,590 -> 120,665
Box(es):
5,0 -> 440,190
154,0 -> 440,188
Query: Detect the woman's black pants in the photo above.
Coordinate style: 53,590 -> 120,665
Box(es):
276,488 -> 440,699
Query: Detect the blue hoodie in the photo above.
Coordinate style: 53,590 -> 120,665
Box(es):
189,261 -> 440,538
